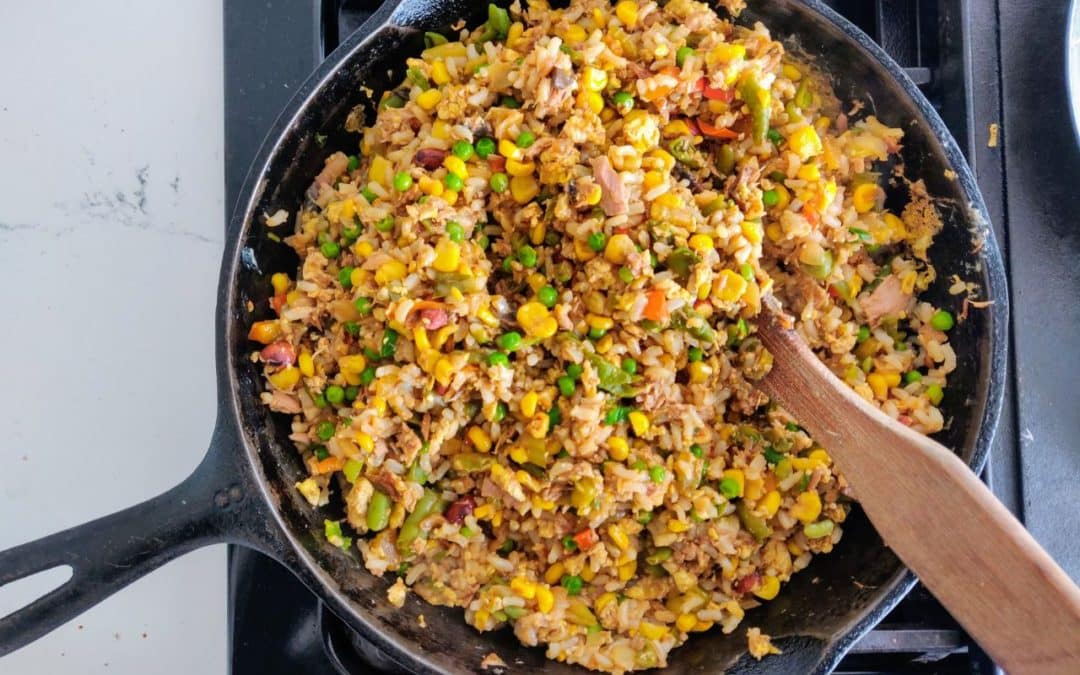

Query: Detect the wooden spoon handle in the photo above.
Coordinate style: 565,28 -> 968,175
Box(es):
757,310 -> 1080,674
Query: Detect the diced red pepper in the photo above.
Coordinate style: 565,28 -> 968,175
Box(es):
488,155 -> 507,172
694,77 -> 734,102
573,527 -> 599,551
270,293 -> 287,314
697,119 -> 739,140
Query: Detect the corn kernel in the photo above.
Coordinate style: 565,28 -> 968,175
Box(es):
595,333 -> 614,354
668,519 -> 691,533
473,609 -> 490,627
574,237 -> 597,261
537,583 -> 555,614
368,155 -> 392,188
298,351 -> 315,377
477,305 -> 499,327
510,175 -> 540,204
608,437 -> 630,461
744,477 -> 765,502
867,373 -> 889,400
498,138 -> 523,161
753,575 -> 781,601
580,90 -> 604,114
580,564 -> 596,582
506,158 -> 536,177
432,325 -> 455,350
432,238 -> 461,273
585,314 -> 614,332
509,446 -> 528,463
434,357 -> 454,386
852,182 -> 879,213
688,361 -> 712,384
596,592 -> 618,614
467,426 -> 492,453
808,448 -> 832,467
544,562 -> 566,585
714,269 -> 749,303
506,21 -> 524,48
788,125 -> 823,161
270,272 -> 290,295
375,259 -> 407,285
371,395 -> 386,415
430,60 -> 450,86
442,189 -> 459,206
641,171 -> 663,192
722,469 -> 745,497
766,222 -> 784,242
608,523 -> 630,551
603,233 -> 635,264
883,212 -> 907,238
339,354 -> 368,374
355,432 -> 374,453
617,559 -> 637,581
614,0 -> 638,27
627,411 -> 649,436
760,490 -> 782,518
582,66 -> 609,93
510,577 -> 537,599
707,43 -> 746,67
418,175 -> 444,196
268,366 -> 300,391
520,391 -> 539,418
517,301 -> 558,338
443,155 -> 467,179
676,613 -> 698,633
563,24 -> 586,43
688,233 -> 713,254
416,88 -> 442,111
353,240 -> 374,258
639,621 -> 668,641
796,163 -> 821,181
474,503 -> 494,520
792,491 -> 822,523
787,541 -> 804,557
431,119 -> 450,140
741,219 -> 763,245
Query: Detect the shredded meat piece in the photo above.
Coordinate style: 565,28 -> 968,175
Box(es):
590,155 -> 628,216
306,152 -> 349,200
480,652 -> 507,670
860,275 -> 912,325
266,390 -> 302,414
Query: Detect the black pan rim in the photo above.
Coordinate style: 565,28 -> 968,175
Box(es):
221,1 -> 1009,672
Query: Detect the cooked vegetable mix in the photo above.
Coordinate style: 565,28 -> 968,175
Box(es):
252,0 -> 958,671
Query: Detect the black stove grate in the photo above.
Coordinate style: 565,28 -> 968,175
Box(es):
224,2 -> 1012,673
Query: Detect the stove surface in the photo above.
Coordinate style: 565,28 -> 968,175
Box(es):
224,1 -> 1079,673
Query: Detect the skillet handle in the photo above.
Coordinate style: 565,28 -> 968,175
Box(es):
0,422 -> 270,657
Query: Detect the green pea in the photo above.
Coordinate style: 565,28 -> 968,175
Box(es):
452,140 -> 474,161
588,326 -> 606,340
500,95 -> 520,109
375,215 -> 395,232
621,358 -> 637,375
320,241 -> 340,258
719,477 -> 740,499
676,46 -> 694,67
490,172 -> 509,193
930,310 -> 954,331
313,393 -> 327,408
493,401 -> 508,422
557,376 -> 576,397
446,221 -> 464,242
502,257 -> 513,273
325,385 -> 345,404
344,385 -> 359,402
517,245 -> 538,268
630,459 -> 647,471
904,370 -> 923,384
561,575 -> 584,596
537,285 -> 558,308
618,266 -> 634,284
690,444 -> 703,458
393,171 -> 413,192
649,466 -> 666,483
367,490 -> 391,532
341,224 -> 361,241
360,187 -> 378,203
316,421 -> 335,442
338,266 -> 354,288
926,383 -> 944,405
762,189 -> 779,207
548,406 -> 562,426
856,325 -> 871,343
516,130 -> 536,148
497,331 -> 522,351
444,172 -> 463,192
313,445 -> 329,460
566,363 -> 583,379
637,510 -> 654,525
488,352 -> 510,368
612,90 -> 634,111
587,231 -> 606,252
767,128 -> 783,144
475,137 -> 496,158
688,346 -> 703,362
477,234 -> 490,250
346,155 -> 360,172
354,297 -> 373,315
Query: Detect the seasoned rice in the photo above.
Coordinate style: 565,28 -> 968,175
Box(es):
248,0 -> 958,671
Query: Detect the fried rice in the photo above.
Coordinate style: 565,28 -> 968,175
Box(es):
247,0 -> 958,671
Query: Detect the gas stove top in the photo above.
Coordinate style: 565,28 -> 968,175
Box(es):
223,1 -> 1080,672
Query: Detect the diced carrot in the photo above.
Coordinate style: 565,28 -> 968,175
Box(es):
642,288 -> 668,322
802,204 -> 820,225
697,120 -> 739,139
694,77 -> 734,101
313,456 -> 346,474
248,320 -> 282,344
488,155 -> 507,172
270,293 -> 287,314
573,527 -> 599,551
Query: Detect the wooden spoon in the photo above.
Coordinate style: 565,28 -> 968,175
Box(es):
755,302 -> 1080,674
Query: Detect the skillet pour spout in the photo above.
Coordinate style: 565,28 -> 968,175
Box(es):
0,1 -> 1008,672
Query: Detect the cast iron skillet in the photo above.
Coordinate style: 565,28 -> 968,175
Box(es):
0,0 -> 1008,671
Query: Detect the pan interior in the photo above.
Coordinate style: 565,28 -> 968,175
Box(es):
227,1 -> 1003,672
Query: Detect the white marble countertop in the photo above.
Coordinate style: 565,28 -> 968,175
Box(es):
0,2 -> 225,673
